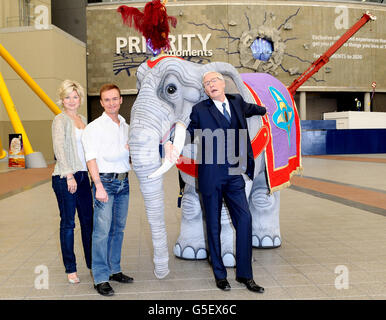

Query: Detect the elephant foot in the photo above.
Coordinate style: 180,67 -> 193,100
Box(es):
154,268 -> 170,279
208,252 -> 236,268
154,264 -> 170,279
222,252 -> 236,268
252,235 -> 281,248
173,244 -> 236,267
174,243 -> 208,260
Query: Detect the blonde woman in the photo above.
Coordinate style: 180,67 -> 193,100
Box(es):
52,80 -> 93,284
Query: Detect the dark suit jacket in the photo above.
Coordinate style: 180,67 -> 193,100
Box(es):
187,94 -> 266,194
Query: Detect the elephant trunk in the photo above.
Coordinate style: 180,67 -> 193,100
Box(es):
129,94 -> 171,279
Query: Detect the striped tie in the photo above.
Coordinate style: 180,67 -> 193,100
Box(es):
222,102 -> 231,124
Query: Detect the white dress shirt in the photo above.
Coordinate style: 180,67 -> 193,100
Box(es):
213,98 -> 231,117
82,112 -> 131,173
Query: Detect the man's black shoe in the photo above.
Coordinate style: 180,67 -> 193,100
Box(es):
236,277 -> 264,293
109,272 -> 134,283
94,282 -> 114,296
215,278 -> 231,291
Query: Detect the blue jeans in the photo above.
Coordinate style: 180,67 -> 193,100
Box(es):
52,171 -> 93,274
91,176 -> 129,285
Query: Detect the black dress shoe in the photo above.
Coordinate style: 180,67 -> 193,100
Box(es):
215,278 -> 231,291
236,277 -> 264,293
94,282 -> 114,296
109,272 -> 134,283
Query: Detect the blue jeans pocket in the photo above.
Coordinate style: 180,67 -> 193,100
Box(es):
94,199 -> 106,209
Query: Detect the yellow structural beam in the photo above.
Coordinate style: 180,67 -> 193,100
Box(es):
0,135 -> 6,159
0,43 -> 61,115
0,71 -> 34,155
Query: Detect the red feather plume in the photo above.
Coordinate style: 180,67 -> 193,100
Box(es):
117,0 -> 177,52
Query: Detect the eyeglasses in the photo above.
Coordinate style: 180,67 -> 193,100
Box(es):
203,77 -> 220,87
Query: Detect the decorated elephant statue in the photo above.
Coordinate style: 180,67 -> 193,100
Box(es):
129,55 -> 301,279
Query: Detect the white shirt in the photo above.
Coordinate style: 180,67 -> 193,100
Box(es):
75,127 -> 87,171
213,98 -> 231,117
82,112 -> 131,173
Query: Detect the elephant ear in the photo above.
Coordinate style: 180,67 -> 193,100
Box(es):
223,75 -> 241,95
135,62 -> 150,91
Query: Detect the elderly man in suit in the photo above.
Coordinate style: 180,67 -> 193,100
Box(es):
167,71 -> 266,293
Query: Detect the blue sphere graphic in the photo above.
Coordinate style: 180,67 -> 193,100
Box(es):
250,38 -> 273,62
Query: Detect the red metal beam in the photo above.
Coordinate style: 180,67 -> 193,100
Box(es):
287,12 -> 376,95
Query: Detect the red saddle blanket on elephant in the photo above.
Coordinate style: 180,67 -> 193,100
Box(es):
241,73 -> 302,193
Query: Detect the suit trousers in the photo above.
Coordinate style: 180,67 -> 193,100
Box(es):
200,173 -> 253,280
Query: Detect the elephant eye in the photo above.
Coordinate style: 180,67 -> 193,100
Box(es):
166,84 -> 177,95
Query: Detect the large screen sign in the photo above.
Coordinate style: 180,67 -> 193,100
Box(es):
86,2 -> 385,95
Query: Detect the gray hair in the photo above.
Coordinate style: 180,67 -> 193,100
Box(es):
202,71 -> 224,85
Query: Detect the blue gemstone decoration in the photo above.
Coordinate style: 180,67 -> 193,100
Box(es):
250,38 -> 273,62
147,39 -> 162,56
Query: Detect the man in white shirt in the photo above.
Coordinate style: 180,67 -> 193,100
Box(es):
82,84 -> 132,296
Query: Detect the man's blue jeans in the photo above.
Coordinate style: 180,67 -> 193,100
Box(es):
91,176 -> 129,285
52,171 -> 93,274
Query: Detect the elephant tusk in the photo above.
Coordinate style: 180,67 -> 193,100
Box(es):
148,121 -> 187,179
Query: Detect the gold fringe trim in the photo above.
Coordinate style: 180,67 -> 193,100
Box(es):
268,165 -> 304,194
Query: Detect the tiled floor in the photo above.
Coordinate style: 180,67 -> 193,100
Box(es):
0,154 -> 385,300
